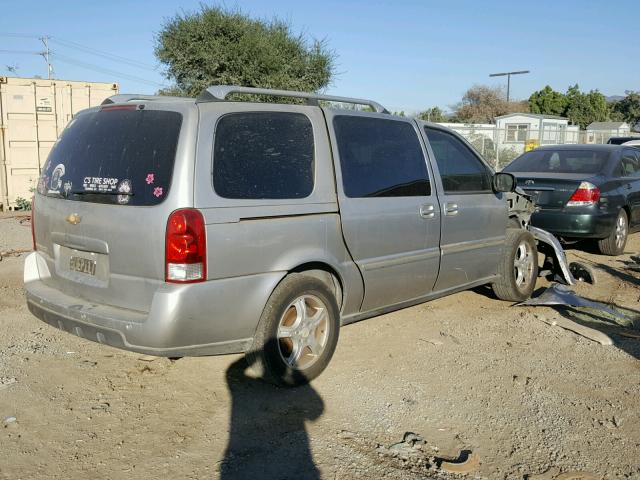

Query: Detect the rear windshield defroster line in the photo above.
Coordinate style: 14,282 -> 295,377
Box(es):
37,109 -> 182,206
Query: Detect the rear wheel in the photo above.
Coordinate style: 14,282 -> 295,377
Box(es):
597,209 -> 628,256
246,274 -> 340,387
492,229 -> 538,302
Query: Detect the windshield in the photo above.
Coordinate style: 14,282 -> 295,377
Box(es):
504,149 -> 611,175
37,108 -> 182,205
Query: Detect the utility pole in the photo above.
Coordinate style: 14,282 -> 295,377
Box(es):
39,36 -> 53,79
489,70 -> 530,102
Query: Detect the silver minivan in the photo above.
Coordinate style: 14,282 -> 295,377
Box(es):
25,86 -> 541,386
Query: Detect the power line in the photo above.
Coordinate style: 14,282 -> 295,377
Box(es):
50,37 -> 159,71
0,49 -> 43,55
53,53 -> 167,88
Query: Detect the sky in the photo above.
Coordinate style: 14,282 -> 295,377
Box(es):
0,0 -> 638,114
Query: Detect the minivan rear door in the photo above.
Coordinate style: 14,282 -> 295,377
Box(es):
33,102 -> 194,313
324,110 -> 441,312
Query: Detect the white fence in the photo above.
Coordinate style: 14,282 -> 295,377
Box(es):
439,124 -> 638,170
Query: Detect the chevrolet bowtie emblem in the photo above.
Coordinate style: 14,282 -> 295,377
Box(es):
66,213 -> 81,225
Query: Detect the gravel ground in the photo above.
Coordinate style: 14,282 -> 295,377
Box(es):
0,215 -> 639,480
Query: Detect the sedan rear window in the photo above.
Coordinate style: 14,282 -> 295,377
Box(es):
37,108 -> 182,206
505,149 -> 611,174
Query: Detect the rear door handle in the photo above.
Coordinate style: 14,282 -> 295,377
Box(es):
420,204 -> 435,219
444,203 -> 459,216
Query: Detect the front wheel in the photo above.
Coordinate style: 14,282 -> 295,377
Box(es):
597,209 -> 628,256
246,274 -> 340,387
492,229 -> 538,302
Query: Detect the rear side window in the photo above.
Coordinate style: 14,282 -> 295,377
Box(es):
333,116 -> 430,197
38,108 -> 182,206
424,127 -> 492,193
213,112 -> 314,199
620,150 -> 640,177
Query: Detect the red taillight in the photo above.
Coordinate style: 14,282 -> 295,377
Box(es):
567,182 -> 600,207
31,195 -> 36,251
165,209 -> 206,283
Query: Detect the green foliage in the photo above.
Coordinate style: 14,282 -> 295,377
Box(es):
392,111 -> 406,117
417,107 -> 445,122
155,5 -> 336,98
611,91 -> 640,129
528,84 -> 611,129
14,196 -> 31,211
564,84 -> 610,129
528,85 -> 567,116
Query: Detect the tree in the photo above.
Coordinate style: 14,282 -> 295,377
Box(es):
417,107 -> 445,122
564,84 -> 610,129
155,5 -> 336,97
528,85 -> 567,116
453,85 -> 529,123
611,91 -> 640,130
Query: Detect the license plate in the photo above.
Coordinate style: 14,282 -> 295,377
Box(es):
69,256 -> 97,276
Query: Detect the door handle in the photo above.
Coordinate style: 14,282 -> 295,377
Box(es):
420,204 -> 435,219
444,203 -> 459,216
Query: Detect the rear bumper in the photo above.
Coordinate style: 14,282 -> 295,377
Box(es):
530,209 -> 617,239
24,252 -> 284,357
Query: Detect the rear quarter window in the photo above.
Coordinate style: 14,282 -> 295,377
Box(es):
213,112 -> 314,199
38,108 -> 182,206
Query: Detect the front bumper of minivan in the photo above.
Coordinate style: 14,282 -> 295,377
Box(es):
24,252 -> 284,357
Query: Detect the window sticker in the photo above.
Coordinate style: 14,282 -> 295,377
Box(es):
153,186 -> 163,198
63,181 -> 72,196
145,173 -> 155,185
49,164 -> 65,193
82,176 -> 119,193
117,179 -> 132,205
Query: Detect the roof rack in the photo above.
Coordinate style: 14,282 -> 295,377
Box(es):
196,85 -> 389,114
101,94 -> 188,105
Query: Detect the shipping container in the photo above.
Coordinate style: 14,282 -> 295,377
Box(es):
0,76 -> 119,210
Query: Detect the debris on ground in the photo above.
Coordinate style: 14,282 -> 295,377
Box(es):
376,432 -> 480,475
436,450 -> 480,474
0,248 -> 31,261
533,314 -> 613,345
0,376 -> 17,390
520,283 -> 631,326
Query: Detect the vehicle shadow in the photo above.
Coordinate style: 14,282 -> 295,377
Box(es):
219,344 -> 324,479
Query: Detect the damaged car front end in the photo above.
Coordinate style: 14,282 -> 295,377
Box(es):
506,189 -> 595,286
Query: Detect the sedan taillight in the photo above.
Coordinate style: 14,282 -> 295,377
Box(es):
566,182 -> 600,207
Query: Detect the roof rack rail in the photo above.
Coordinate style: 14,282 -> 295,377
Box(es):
101,94 -> 188,105
196,85 -> 389,114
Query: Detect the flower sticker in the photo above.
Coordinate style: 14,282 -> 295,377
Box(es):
153,186 -> 163,198
145,173 -> 155,185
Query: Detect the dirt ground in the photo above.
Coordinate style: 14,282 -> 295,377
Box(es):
1,213 -> 639,480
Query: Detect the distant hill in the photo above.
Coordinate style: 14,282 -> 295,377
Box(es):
606,95 -> 625,103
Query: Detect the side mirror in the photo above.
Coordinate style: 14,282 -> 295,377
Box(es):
493,172 -> 516,193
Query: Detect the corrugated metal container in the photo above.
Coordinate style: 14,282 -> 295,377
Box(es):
0,76 -> 119,210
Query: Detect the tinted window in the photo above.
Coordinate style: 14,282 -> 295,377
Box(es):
620,150 -> 640,177
424,127 -> 492,193
333,116 -> 430,197
213,112 -> 314,199
504,149 -> 611,175
38,109 -> 182,206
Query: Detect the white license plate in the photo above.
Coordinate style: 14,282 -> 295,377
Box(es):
69,256 -> 97,276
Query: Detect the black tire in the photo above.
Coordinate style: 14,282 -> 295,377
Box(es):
246,274 -> 340,387
492,229 -> 538,302
597,209 -> 628,256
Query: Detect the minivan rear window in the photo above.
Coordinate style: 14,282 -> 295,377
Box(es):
37,108 -> 182,206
